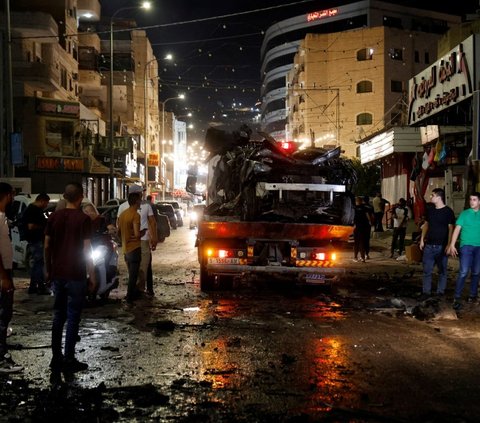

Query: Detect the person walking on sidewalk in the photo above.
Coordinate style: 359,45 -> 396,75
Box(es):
390,198 -> 409,258
0,183 -> 23,374
353,197 -> 372,262
448,192 -> 480,309
23,193 -> 50,295
45,182 -> 96,373
419,188 -> 455,299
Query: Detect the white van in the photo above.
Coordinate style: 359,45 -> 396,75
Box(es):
10,194 -> 97,269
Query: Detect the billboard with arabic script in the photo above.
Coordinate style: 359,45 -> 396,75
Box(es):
408,35 -> 478,126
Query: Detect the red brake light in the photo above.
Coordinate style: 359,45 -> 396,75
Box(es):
278,141 -> 297,154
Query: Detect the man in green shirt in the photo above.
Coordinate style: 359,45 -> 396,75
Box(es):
448,192 -> 480,309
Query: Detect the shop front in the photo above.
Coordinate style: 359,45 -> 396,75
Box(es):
408,34 -> 477,217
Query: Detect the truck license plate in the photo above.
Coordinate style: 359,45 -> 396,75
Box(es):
208,258 -> 241,265
305,273 -> 326,284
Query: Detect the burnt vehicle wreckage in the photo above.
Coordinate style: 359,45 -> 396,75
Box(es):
191,126 -> 358,290
203,126 -> 357,224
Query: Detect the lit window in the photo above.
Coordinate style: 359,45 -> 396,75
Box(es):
357,48 -> 373,61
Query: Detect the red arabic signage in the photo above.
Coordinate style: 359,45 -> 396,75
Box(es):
36,156 -> 85,172
36,99 -> 80,117
307,8 -> 338,22
408,35 -> 476,125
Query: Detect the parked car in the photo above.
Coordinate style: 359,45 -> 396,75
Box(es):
189,203 -> 206,229
155,203 -> 177,229
158,201 -> 183,227
102,198 -> 126,207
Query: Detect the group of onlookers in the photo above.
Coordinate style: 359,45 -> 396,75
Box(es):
353,188 -> 480,311
0,182 -> 159,375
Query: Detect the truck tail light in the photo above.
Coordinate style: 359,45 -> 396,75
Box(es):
205,248 -> 245,258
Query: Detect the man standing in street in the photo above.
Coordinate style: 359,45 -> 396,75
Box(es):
448,192 -> 480,310
117,188 -> 143,303
419,188 -> 455,299
0,183 -> 23,373
45,182 -> 96,373
372,192 -> 389,232
23,193 -> 50,294
118,185 -> 157,296
390,198 -> 409,258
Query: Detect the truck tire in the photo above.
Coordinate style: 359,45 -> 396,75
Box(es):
200,264 -> 216,291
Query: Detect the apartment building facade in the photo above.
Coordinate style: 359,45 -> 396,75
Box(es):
286,26 -> 441,157
1,0 -> 163,202
261,0 -> 461,143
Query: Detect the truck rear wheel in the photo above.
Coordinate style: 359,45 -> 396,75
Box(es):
200,265 -> 234,291
200,264 -> 216,291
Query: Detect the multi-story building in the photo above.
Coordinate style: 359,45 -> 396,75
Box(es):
286,26 -> 442,157
261,0 -> 461,143
1,0 -> 161,201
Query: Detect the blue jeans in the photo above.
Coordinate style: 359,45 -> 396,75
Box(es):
422,244 -> 448,294
28,241 -> 45,289
454,245 -> 480,299
51,279 -> 87,360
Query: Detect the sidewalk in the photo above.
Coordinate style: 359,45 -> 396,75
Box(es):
341,228 -> 460,282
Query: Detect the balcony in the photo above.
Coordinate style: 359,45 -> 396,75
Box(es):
78,0 -> 101,22
14,61 -> 60,92
80,96 -> 104,112
11,12 -> 58,43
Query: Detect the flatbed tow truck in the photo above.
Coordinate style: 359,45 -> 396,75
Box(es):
193,127 -> 356,291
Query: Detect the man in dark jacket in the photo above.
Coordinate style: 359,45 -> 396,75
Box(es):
24,193 -> 50,294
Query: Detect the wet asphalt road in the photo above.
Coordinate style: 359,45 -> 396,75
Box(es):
3,227 -> 480,422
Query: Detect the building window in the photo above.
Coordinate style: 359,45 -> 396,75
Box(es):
357,113 -> 372,125
414,50 -> 420,63
357,48 -> 373,61
389,48 -> 403,61
45,120 -> 74,155
424,51 -> 430,64
357,80 -> 373,93
391,80 -> 403,93
60,67 -> 67,89
383,15 -> 402,29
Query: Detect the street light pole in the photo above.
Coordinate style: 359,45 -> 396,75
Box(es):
143,57 -> 157,193
108,2 -> 151,199
161,94 -> 185,200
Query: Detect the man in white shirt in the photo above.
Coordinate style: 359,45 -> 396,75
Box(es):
117,185 -> 158,296
390,198 -> 409,258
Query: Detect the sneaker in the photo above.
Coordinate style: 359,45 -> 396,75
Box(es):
467,296 -> 478,304
352,258 -> 359,263
49,355 -> 64,372
63,358 -> 88,373
0,354 -> 23,373
453,299 -> 462,310
366,255 -> 371,260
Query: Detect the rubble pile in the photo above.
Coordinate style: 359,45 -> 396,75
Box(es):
203,126 -> 357,224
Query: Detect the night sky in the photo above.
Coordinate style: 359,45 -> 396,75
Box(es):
100,0 -> 478,141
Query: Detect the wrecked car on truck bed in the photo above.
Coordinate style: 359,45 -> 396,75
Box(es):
194,126 -> 357,290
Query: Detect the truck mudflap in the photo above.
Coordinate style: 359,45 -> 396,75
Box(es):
205,263 -> 344,284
